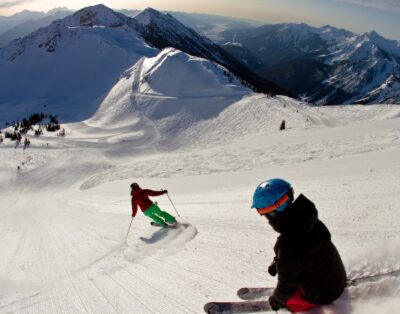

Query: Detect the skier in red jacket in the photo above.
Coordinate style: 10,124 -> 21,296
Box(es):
130,182 -> 177,227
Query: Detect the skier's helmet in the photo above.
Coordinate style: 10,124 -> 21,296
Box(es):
130,182 -> 140,190
252,178 -> 293,215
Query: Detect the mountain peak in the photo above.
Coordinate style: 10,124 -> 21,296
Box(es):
66,4 -> 126,27
134,7 -> 172,26
279,23 -> 312,31
361,30 -> 400,57
12,9 -> 41,16
142,7 -> 160,14
365,30 -> 384,41
47,7 -> 70,15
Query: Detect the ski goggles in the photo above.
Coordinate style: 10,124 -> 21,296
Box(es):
256,193 -> 291,216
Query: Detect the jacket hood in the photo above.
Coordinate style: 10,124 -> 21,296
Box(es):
268,194 -> 318,235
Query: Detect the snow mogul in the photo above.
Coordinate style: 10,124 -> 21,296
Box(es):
252,178 -> 346,312
130,183 -> 177,227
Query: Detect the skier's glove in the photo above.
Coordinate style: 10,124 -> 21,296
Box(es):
268,296 -> 282,311
268,260 -> 277,277
162,189 -> 168,194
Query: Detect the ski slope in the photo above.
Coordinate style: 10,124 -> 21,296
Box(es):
1,92 -> 400,313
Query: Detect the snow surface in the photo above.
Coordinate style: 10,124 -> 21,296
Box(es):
0,5 -> 400,313
1,86 -> 400,313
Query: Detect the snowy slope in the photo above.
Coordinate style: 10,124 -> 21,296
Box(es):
137,48 -> 248,98
1,83 -> 400,313
81,47 -> 250,147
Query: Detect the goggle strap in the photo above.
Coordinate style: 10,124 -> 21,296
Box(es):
257,193 -> 290,215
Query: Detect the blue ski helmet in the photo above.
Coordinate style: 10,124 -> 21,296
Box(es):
252,178 -> 293,215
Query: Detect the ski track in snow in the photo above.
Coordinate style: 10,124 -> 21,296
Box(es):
1,97 -> 400,313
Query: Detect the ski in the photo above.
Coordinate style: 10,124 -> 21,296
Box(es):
204,300 -> 272,314
237,287 -> 274,300
150,221 -> 179,228
236,269 -> 400,301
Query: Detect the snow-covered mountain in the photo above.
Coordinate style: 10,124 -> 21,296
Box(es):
0,5 -> 286,124
220,23 -> 400,104
133,8 -> 226,60
0,4 -> 158,123
310,24 -> 355,45
220,23 -> 341,67
88,47 -> 250,143
0,9 -> 256,47
311,31 -> 400,104
130,8 -> 286,95
0,4 -> 269,124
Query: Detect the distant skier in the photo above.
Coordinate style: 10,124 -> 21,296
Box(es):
130,183 -> 177,227
252,178 -> 346,313
279,120 -> 286,130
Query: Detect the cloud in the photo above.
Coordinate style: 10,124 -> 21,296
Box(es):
0,0 -> 34,9
337,0 -> 400,12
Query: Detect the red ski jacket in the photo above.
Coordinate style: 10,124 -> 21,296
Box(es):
131,188 -> 165,217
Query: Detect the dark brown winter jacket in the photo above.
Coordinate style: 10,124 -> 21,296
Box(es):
269,194 -> 347,307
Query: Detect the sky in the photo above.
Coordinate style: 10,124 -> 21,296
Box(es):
0,0 -> 400,40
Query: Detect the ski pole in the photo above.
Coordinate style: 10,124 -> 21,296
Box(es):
166,193 -> 180,217
125,217 -> 134,241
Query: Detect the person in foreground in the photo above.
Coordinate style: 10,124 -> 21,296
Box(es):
252,178 -> 347,313
130,182 -> 177,227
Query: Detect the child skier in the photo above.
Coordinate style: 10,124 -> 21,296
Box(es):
130,183 -> 177,227
252,178 -> 346,313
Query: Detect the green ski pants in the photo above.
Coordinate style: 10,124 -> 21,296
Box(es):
144,204 -> 176,226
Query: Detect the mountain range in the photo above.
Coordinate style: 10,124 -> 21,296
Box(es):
0,8 -> 72,47
1,5 -> 399,108
219,24 -> 400,104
